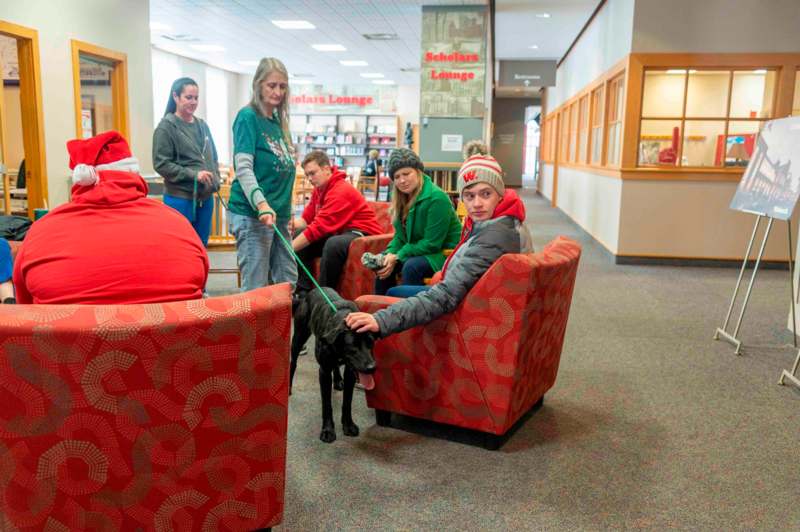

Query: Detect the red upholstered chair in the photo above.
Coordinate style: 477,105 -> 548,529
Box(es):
0,285 -> 292,531
311,201 -> 394,300
355,237 -> 581,449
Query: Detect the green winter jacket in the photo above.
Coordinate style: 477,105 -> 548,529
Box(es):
385,174 -> 461,271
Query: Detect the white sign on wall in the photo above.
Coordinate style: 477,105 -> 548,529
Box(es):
441,134 -> 463,152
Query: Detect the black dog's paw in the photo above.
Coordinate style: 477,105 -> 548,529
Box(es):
319,427 -> 337,443
342,421 -> 360,437
333,376 -> 344,391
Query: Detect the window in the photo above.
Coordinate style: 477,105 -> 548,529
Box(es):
560,111 -> 569,162
578,95 -> 589,163
590,86 -> 604,164
569,102 -> 578,162
71,40 -> 129,139
606,75 -> 625,166
792,69 -> 800,116
638,68 -> 776,168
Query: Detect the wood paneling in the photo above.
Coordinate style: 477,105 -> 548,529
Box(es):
0,20 -> 47,216
71,40 -> 129,140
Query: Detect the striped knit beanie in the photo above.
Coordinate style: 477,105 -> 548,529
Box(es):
457,154 -> 505,197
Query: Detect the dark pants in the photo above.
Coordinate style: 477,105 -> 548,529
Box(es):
374,255 -> 435,295
296,231 -> 361,294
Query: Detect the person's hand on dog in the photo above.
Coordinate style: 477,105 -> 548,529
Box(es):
376,253 -> 398,279
346,312 -> 380,333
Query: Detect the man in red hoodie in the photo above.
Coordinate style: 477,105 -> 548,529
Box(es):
346,154 -> 532,336
292,150 -> 382,295
13,131 -> 209,305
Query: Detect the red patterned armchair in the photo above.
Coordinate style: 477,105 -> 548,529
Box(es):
312,201 -> 394,300
355,237 -> 581,449
0,285 -> 292,531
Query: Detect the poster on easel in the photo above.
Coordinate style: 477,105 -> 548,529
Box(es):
729,116 -> 800,220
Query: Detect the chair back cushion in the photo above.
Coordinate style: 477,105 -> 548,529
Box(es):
367,201 -> 394,234
458,236 -> 581,431
0,284 -> 292,530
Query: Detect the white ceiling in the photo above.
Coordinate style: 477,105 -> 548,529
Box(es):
150,0 -> 591,85
495,0 -> 598,60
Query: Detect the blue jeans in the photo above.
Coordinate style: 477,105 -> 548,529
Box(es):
386,284 -> 430,298
374,255 -> 435,295
0,238 -> 12,283
229,211 -> 297,292
164,194 -> 214,246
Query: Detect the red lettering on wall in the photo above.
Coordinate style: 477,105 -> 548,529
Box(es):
429,70 -> 476,82
291,94 -> 375,107
424,52 -> 480,63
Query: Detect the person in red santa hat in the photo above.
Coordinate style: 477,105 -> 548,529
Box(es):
12,130 -> 209,305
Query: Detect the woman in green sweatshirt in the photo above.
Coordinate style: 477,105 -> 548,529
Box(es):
374,148 -> 461,296
227,58 -> 297,291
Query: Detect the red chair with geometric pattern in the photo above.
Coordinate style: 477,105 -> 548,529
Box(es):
354,237 -> 581,449
311,201 -> 394,300
0,284 -> 292,530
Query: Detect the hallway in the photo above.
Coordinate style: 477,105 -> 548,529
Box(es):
281,189 -> 800,530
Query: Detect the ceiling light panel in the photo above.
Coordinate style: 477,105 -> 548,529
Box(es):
272,20 -> 315,30
312,44 -> 347,52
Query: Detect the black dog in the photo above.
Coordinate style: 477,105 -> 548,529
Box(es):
291,287 -> 376,443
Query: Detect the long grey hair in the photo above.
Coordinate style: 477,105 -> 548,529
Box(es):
250,57 -> 294,152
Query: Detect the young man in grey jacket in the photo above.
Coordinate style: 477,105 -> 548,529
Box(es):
346,154 -> 532,337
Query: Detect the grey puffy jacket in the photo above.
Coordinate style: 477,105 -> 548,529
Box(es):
374,216 -> 531,336
152,113 -> 220,201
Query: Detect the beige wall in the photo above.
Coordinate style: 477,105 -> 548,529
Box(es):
618,179 -> 797,260
548,0 -> 634,109
540,163 -> 555,201
556,167 -> 622,253
632,0 -> 800,53
1,0 -> 153,206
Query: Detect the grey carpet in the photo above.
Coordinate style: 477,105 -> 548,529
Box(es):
210,190 -> 800,530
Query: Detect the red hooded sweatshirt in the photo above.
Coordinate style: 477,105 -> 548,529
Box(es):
439,189 -> 526,280
13,171 -> 209,305
301,167 -> 383,243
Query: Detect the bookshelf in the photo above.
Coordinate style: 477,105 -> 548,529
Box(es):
291,114 -> 399,167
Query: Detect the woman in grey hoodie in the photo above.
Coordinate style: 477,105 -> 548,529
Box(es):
152,77 -> 220,246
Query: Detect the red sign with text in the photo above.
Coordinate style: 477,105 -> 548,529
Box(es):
424,51 -> 480,82
290,94 -> 374,107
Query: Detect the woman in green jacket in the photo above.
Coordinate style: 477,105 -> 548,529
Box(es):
227,58 -> 297,292
375,148 -> 461,296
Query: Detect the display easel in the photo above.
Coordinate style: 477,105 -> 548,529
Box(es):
713,210 -> 797,355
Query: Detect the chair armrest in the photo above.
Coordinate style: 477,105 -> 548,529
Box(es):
337,234 -> 395,301
355,294 -> 401,313
348,233 -> 393,256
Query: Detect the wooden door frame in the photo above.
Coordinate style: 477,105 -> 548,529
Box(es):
0,20 -> 48,216
71,39 -> 129,140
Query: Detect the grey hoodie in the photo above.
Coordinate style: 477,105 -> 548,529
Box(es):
374,216 -> 532,336
152,113 -> 220,201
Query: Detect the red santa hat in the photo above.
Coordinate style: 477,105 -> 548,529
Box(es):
67,130 -> 140,186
